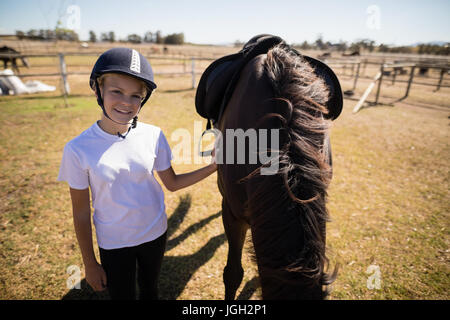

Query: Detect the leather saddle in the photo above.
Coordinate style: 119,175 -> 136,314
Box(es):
195,34 -> 343,130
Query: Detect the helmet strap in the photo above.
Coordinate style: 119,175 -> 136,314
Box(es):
141,89 -> 153,106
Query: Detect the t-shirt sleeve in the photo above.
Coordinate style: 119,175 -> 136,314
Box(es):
153,130 -> 173,172
57,143 -> 89,190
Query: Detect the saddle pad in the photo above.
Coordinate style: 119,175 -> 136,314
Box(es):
301,55 -> 343,120
195,35 -> 284,123
195,34 -> 342,126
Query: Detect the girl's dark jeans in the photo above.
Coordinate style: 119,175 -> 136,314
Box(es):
99,232 -> 167,300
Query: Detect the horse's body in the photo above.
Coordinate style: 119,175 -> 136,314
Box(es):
215,44 -> 339,299
0,46 -> 29,74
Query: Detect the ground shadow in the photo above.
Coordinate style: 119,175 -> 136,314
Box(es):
62,279 -> 110,300
167,211 -> 222,251
167,194 -> 192,239
159,233 -> 226,300
236,276 -> 260,300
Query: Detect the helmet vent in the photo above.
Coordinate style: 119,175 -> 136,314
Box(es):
130,49 -> 141,73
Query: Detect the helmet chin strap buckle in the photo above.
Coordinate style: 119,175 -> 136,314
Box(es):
117,116 -> 138,139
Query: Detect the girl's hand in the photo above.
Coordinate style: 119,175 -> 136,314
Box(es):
85,262 -> 107,292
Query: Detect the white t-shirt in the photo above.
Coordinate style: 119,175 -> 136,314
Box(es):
58,121 -> 173,249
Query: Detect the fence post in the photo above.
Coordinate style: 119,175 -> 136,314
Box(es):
352,71 -> 382,114
374,64 -> 384,105
404,65 -> 416,99
191,57 -> 196,89
362,59 -> 367,76
58,53 -> 70,107
392,68 -> 397,85
351,61 -> 361,91
435,68 -> 445,91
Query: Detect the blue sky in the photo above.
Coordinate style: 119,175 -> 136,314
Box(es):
0,0 -> 449,45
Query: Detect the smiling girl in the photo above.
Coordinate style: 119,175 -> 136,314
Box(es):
58,48 -> 216,300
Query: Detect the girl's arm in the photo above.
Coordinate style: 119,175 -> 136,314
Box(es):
69,187 -> 107,291
157,163 -> 217,192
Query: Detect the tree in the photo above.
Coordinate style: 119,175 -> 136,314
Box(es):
164,33 -> 184,45
315,34 -> 326,50
377,43 -> 389,53
234,40 -> 244,47
337,40 -> 347,52
127,34 -> 142,44
356,39 -> 375,52
101,31 -> 115,42
26,29 -> 39,40
155,30 -> 163,44
367,40 -> 375,53
299,41 -> 311,50
54,26 -> 79,41
101,32 -> 108,42
144,31 -> 154,43
16,30 -> 25,40
348,42 -> 361,53
45,29 -> 56,41
89,30 -> 97,42
108,31 -> 115,43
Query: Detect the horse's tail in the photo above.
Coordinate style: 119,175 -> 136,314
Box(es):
243,44 -> 338,299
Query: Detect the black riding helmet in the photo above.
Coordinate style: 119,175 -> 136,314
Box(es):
89,47 -> 157,138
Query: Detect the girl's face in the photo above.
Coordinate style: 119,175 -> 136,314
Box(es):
98,73 -> 146,125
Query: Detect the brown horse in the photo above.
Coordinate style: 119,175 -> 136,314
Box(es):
0,46 -> 29,74
196,35 -> 342,299
207,38 -> 343,300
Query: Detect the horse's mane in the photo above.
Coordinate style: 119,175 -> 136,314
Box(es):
243,44 -> 338,298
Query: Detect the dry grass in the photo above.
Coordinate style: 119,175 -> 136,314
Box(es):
326,99 -> 449,299
0,43 -> 449,300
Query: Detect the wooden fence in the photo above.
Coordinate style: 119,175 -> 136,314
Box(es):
1,52 -> 449,112
0,52 -> 214,97
325,59 -> 450,113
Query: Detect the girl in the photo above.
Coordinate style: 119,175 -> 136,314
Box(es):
58,48 -> 217,300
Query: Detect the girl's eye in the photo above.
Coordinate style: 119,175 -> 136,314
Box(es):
132,95 -> 142,100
